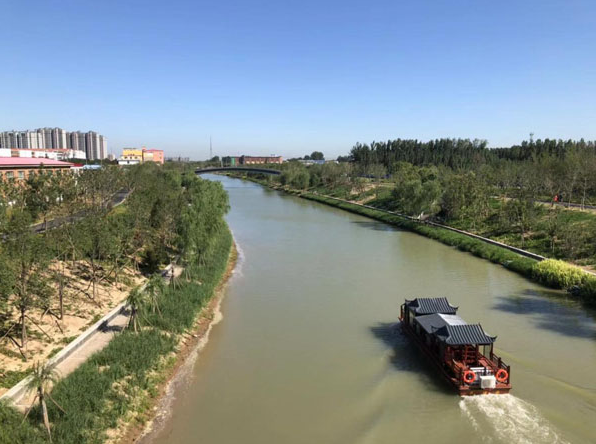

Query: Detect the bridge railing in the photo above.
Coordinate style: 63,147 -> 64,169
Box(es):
195,167 -> 281,175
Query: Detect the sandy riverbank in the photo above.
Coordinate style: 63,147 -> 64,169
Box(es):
110,241 -> 239,444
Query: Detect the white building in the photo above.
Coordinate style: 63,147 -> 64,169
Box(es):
117,157 -> 141,166
0,128 -> 108,160
0,148 -> 85,160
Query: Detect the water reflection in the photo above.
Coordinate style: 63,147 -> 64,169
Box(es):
493,290 -> 596,340
350,221 -> 402,232
369,322 -> 453,394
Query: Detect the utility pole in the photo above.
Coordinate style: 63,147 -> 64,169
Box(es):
209,136 -> 213,160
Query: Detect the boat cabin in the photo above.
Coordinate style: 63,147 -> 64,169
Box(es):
400,297 -> 511,395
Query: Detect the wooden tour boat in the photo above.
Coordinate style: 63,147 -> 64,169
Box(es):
399,297 -> 511,396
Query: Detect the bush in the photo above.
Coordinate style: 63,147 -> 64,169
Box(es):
531,259 -> 596,291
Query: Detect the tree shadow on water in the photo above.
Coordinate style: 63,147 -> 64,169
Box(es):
351,221 -> 402,232
369,322 -> 453,395
492,289 -> 596,340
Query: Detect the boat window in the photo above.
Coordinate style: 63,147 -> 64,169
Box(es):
482,344 -> 490,357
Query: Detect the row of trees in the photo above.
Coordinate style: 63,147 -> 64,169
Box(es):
0,162 -> 229,360
261,136 -> 596,262
348,138 -> 596,207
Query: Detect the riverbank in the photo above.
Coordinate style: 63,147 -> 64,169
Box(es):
116,238 -> 238,444
233,174 -> 596,304
0,226 -> 234,444
142,173 -> 596,444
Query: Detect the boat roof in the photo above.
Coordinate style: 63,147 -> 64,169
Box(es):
434,324 -> 496,345
415,313 -> 467,335
405,297 -> 458,315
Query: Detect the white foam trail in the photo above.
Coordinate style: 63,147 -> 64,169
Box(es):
230,231 -> 245,278
459,395 -> 568,444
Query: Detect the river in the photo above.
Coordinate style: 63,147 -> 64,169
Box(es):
147,175 -> 596,444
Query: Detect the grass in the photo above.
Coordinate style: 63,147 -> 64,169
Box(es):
449,199 -> 596,265
0,402 -> 46,443
0,226 -> 233,444
60,335 -> 78,345
47,347 -> 63,360
0,369 -> 31,389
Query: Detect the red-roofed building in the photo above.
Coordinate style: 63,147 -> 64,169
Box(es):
0,158 -> 74,181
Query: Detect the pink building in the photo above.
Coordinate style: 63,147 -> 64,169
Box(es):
143,148 -> 164,164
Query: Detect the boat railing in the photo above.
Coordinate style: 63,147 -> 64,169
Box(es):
454,360 -> 466,385
490,350 -> 511,384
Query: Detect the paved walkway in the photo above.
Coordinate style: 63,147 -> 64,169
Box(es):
8,262 -> 180,412
12,309 -> 130,411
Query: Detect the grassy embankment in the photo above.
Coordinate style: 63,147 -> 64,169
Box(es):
0,225 -> 233,444
235,173 -> 596,304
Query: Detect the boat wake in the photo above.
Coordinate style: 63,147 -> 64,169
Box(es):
230,230 -> 245,278
459,395 -> 568,444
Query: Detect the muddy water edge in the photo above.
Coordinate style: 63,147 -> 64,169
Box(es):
146,175 -> 596,444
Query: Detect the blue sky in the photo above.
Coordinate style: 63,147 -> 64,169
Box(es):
1,0 -> 595,159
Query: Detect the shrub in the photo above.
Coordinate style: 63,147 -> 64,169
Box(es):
531,259 -> 594,290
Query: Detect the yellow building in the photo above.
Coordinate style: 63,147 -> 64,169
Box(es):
118,147 -> 165,166
118,148 -> 143,165
122,148 -> 142,157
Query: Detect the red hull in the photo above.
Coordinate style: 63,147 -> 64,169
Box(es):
400,321 -> 511,396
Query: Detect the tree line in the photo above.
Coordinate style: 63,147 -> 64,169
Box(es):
250,136 -> 596,265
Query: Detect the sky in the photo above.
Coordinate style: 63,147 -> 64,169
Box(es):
1,0 -> 595,160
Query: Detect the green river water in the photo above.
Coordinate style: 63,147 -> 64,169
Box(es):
147,175 -> 596,444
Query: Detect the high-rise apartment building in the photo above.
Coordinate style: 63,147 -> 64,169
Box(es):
0,127 -> 107,160
99,135 -> 107,159
51,127 -> 67,150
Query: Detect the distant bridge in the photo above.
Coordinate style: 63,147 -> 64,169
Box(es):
195,167 -> 281,175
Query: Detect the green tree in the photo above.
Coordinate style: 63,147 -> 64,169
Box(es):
126,286 -> 144,332
441,171 -> 490,229
74,213 -> 119,300
501,198 -> 538,247
367,163 -> 386,199
392,164 -> 443,218
24,172 -> 60,231
292,170 -> 310,190
23,362 -> 64,442
3,209 -> 54,353
178,176 -> 229,264
545,208 -> 563,254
